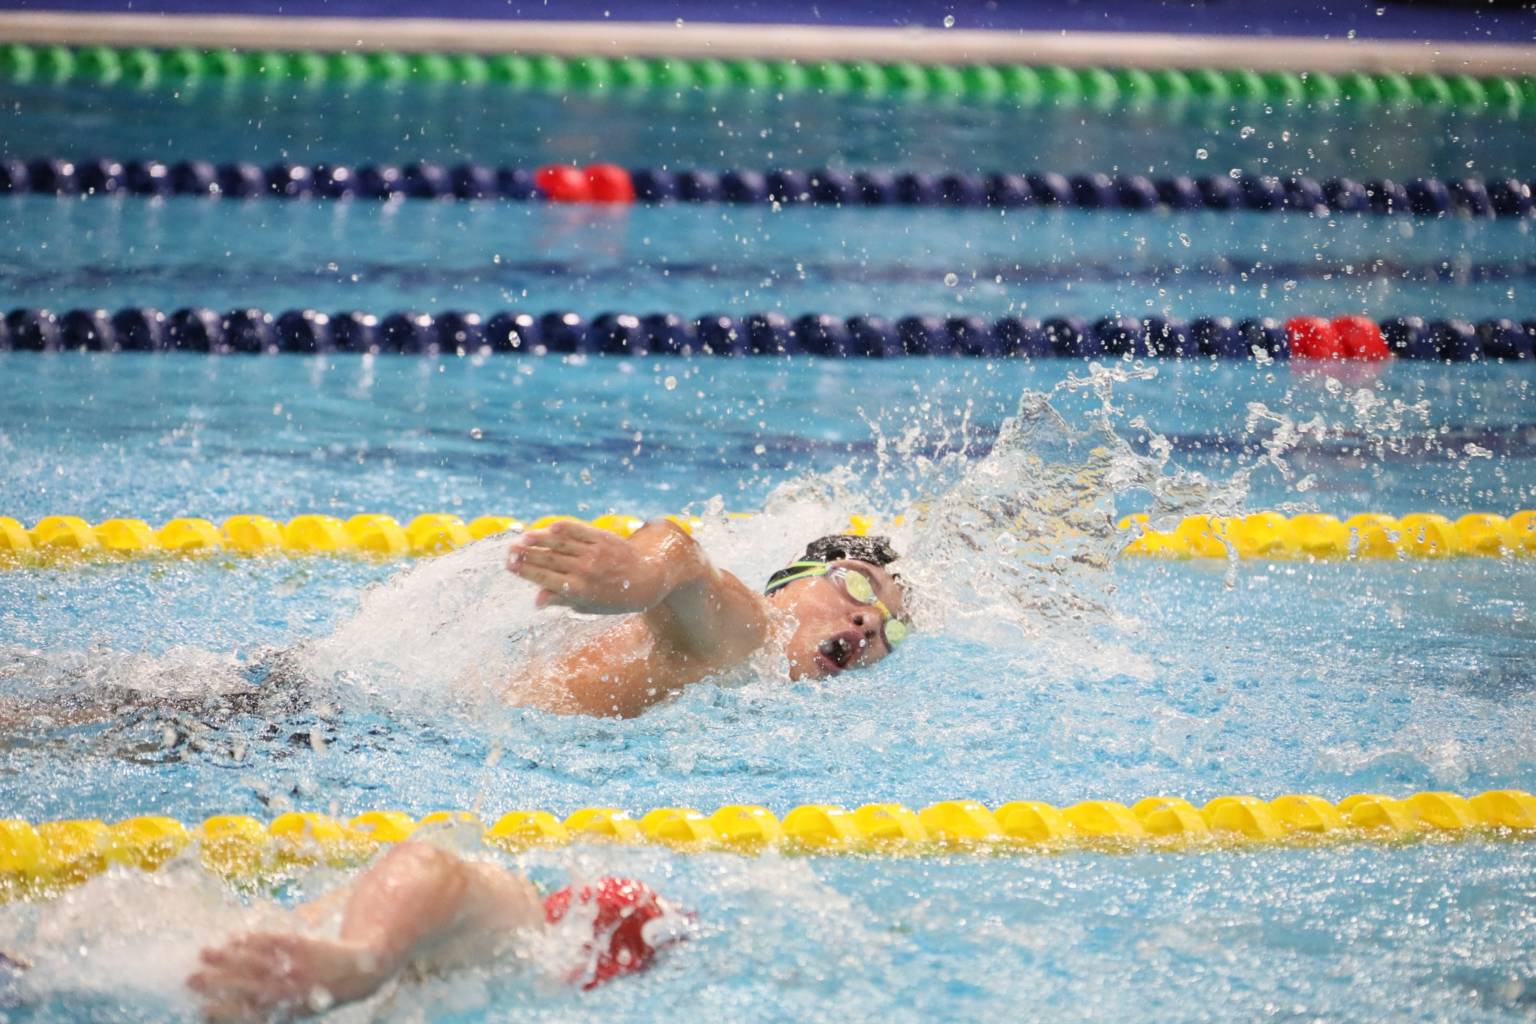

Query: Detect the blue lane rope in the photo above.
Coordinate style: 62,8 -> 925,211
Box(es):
1,158 -> 1533,217
3,308 -> 1533,360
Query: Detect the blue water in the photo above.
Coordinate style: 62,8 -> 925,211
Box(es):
0,355 -> 1533,1021
1,356 -> 1532,521
2,66 -> 1535,1024
5,80 -> 1536,180
3,197 -> 1534,322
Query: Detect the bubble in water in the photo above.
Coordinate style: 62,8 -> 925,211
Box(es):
1195,148 -> 1209,160
943,272 -> 959,287
943,14 -> 955,27
1239,126 -> 1255,139
664,375 -> 678,390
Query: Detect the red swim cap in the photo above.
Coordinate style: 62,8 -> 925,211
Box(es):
543,876 -> 682,989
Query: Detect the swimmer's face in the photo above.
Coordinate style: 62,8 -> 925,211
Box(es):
768,560 -> 909,680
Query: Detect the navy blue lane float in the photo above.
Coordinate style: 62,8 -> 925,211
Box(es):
1,158 -> 1533,217
3,308 -> 1534,361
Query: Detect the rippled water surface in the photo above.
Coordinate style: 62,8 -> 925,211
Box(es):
0,355 -> 1532,1021
2,62 -> 1535,1024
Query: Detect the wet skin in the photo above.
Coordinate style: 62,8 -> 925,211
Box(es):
505,520 -> 907,717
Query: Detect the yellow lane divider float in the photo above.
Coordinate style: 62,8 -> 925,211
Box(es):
1122,510 -> 1536,559
0,511 -> 1532,568
2,791 -> 1533,898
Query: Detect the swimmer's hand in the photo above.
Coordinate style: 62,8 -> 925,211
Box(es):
507,519 -> 691,614
188,931 -> 388,1022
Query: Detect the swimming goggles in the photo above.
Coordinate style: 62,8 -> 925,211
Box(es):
763,561 -> 909,648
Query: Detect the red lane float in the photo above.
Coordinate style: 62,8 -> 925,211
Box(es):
585,163 -> 636,203
1286,315 -> 1394,362
535,164 -> 594,202
535,164 -> 636,203
1286,316 -> 1343,360
1332,315 -> 1391,360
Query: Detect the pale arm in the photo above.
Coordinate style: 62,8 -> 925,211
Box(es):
189,843 -> 542,1022
507,519 -> 768,663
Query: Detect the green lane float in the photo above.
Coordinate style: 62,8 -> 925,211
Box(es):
0,42 -> 1530,115
2,790 -> 1532,898
1,511 -> 1532,569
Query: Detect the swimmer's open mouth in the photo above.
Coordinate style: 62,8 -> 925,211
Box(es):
816,632 -> 862,674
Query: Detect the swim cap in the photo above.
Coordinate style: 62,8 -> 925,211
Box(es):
542,876 -> 684,989
765,533 -> 899,591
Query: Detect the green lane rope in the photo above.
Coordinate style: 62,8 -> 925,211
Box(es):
0,42 -> 1531,115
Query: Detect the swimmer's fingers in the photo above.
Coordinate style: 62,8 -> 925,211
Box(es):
512,564 -> 574,603
513,522 -> 604,555
200,934 -> 304,985
196,941 -> 272,977
190,943 -> 306,1020
509,545 -> 580,574
518,568 -> 598,611
506,536 -> 583,573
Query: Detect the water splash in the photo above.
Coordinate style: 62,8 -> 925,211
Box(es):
0,862 -> 270,1019
890,363 -> 1241,645
0,365 -> 1359,732
292,363 -> 1250,706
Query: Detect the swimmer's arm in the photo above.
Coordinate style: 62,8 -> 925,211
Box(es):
508,519 -> 767,662
190,844 -> 541,1021
330,843 -> 541,967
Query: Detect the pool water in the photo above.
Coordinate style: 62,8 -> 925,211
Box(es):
1,62 -> 1535,1024
4,198 -> 1534,322
6,78 -> 1536,179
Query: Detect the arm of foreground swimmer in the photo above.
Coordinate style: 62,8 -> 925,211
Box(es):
508,519 -> 768,662
333,844 -> 542,967
189,843 -> 542,1021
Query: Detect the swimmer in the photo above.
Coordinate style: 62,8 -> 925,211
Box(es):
185,842 -> 683,1021
506,521 -> 911,717
0,525 -> 910,735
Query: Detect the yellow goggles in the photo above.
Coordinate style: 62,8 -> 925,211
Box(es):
764,562 -> 908,648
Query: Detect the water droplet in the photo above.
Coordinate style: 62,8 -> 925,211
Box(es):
1177,233 -> 1191,248
664,375 -> 678,390
754,444 -> 766,455
1239,126 -> 1255,138
943,272 -> 959,287
942,13 -> 955,27
1195,147 -> 1209,160
468,427 -> 483,440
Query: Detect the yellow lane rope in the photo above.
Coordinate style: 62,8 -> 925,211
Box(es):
3,791 -> 1532,898
0,510 -> 1531,568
